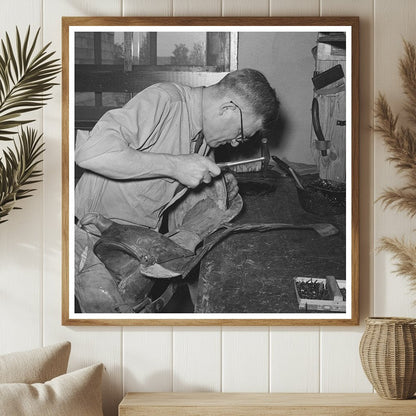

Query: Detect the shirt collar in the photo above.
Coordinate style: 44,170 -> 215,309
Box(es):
189,86 -> 204,141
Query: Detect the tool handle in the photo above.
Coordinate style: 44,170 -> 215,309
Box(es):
217,157 -> 265,170
261,138 -> 270,175
174,157 -> 265,196
271,155 -> 305,190
312,98 -> 328,157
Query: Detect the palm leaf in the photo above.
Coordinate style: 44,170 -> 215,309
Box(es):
0,27 -> 60,141
0,127 -> 45,222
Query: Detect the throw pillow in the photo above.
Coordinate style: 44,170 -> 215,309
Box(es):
0,363 -> 104,416
0,341 -> 71,384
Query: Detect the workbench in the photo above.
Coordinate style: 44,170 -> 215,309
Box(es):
195,174 -> 346,313
119,392 -> 416,415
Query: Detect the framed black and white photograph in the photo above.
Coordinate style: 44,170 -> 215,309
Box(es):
62,17 -> 359,326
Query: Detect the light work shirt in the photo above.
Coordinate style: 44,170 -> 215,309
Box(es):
75,83 -> 209,229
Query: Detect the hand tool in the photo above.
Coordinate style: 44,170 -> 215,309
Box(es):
174,156 -> 266,197
260,137 -> 270,176
272,155 -> 305,190
272,155 -> 345,216
217,156 -> 265,170
312,97 -> 328,157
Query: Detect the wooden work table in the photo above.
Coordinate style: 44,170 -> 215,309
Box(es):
195,174 -> 346,313
118,392 -> 416,415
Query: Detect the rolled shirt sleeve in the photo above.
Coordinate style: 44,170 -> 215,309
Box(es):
75,85 -> 174,172
74,83 -> 207,229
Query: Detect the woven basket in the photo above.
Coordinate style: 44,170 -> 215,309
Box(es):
359,317 -> 416,399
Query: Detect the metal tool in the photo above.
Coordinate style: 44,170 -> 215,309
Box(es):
217,156 -> 265,170
173,156 -> 266,197
260,138 -> 270,176
272,155 -> 345,216
272,155 -> 305,190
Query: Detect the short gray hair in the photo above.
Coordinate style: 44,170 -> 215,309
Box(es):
217,68 -> 280,131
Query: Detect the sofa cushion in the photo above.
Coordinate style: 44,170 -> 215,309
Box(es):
0,341 -> 71,384
0,363 -> 104,416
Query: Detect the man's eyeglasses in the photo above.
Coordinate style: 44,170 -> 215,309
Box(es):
230,101 -> 248,144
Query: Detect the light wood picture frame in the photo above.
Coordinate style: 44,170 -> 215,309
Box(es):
62,16 -> 359,326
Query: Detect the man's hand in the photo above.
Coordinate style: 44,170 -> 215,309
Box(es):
169,154 -> 221,188
223,172 -> 239,202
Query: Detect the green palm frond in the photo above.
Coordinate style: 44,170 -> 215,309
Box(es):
0,27 -> 61,141
0,127 -> 44,223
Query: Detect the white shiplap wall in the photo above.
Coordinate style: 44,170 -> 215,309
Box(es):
1,1 -> 416,415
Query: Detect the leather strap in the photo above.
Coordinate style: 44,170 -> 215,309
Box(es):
141,283 -> 177,313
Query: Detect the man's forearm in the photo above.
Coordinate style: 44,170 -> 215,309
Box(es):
76,147 -> 177,180
76,146 -> 221,188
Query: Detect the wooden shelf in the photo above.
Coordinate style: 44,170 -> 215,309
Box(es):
119,392 -> 416,415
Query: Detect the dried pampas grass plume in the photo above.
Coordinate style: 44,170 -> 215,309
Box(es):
378,237 -> 416,296
376,40 -> 416,296
378,187 -> 416,218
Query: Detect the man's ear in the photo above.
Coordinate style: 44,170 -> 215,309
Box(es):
218,101 -> 235,115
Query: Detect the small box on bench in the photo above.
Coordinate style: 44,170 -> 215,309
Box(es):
294,276 -> 346,312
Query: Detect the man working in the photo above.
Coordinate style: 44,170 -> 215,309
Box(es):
74,68 -> 279,313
